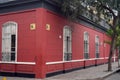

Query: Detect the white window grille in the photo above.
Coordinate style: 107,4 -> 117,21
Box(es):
63,26 -> 72,61
2,21 -> 17,61
95,35 -> 100,58
84,32 -> 89,59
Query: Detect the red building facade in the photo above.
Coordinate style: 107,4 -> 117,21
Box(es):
0,0 -> 115,79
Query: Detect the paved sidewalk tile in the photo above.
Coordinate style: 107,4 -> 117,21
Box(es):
45,62 -> 119,80
0,62 -> 119,80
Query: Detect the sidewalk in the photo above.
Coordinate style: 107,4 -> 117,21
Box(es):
0,62 -> 120,80
45,62 -> 120,80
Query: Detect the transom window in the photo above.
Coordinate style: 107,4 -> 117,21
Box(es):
2,21 -> 17,61
63,26 -> 72,61
84,32 -> 89,59
95,35 -> 100,58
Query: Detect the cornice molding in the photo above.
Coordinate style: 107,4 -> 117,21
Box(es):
0,0 -> 108,32
0,0 -> 40,8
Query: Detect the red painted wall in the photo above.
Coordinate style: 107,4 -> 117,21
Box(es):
0,10 -> 36,73
0,8 -> 111,78
45,11 -> 66,62
44,9 -> 111,73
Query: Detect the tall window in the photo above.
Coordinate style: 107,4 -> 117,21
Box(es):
2,21 -> 17,61
84,32 -> 89,59
95,36 -> 100,58
63,26 -> 72,61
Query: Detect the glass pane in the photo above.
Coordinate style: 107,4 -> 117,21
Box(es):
11,25 -> 16,34
5,38 -> 11,52
11,53 -> 15,61
11,35 -> 16,47
84,32 -> 89,41
6,26 -> 11,33
84,53 -> 89,59
2,52 -> 11,61
64,53 -> 72,61
11,48 -> 15,51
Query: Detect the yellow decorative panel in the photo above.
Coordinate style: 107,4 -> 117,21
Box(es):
30,23 -> 36,30
2,77 -> 7,80
46,24 -> 50,31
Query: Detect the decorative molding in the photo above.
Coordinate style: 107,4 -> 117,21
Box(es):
105,57 -> 109,59
0,0 -> 108,32
46,57 -> 106,65
46,61 -> 64,65
0,61 -> 35,65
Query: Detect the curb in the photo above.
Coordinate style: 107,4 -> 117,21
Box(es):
101,68 -> 120,79
87,68 -> 120,80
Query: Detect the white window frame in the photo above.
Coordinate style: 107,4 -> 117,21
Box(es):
2,21 -> 18,62
63,26 -> 72,61
84,31 -> 89,59
95,35 -> 100,58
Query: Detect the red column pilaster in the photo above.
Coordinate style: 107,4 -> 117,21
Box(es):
35,8 -> 47,79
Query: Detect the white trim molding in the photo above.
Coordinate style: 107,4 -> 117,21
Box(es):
105,57 -> 109,59
46,61 -> 64,65
46,57 -> 106,65
0,61 -> 35,65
